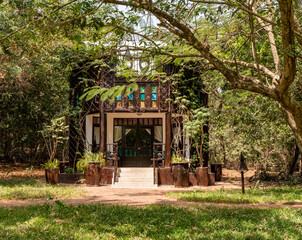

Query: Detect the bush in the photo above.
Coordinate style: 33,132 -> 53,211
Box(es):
64,168 -> 74,174
43,158 -> 59,169
76,151 -> 106,172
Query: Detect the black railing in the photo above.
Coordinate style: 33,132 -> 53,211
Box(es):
88,144 -> 100,153
106,143 -> 119,184
151,143 -> 165,184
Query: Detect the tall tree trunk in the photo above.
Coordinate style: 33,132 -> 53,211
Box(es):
219,135 -> 227,165
279,94 -> 302,154
300,155 -> 302,176
288,144 -> 300,175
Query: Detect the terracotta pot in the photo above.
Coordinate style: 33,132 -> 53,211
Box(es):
158,167 -> 173,185
196,167 -> 209,186
45,168 -> 60,185
210,164 -> 222,181
171,162 -> 189,187
208,172 -> 215,186
84,162 -> 102,185
100,167 -> 114,185
189,173 -> 198,186
59,161 -> 69,173
59,173 -> 84,184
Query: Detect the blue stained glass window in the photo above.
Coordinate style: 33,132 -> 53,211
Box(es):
140,93 -> 145,100
152,93 -> 157,100
117,95 -> 122,100
129,94 -> 133,100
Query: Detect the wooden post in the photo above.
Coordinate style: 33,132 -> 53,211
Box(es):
165,112 -> 172,167
99,102 -> 106,164
241,171 -> 245,194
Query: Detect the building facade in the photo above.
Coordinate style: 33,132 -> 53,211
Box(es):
69,61 -> 208,185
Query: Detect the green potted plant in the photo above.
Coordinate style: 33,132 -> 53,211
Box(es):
184,107 -> 210,186
44,158 -> 60,184
40,116 -> 68,184
170,153 -> 189,187
76,151 -> 106,185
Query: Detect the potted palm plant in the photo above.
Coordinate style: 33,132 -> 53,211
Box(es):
76,151 -> 106,185
44,158 -> 60,184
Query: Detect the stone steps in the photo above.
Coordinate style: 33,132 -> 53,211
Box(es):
112,167 -> 157,188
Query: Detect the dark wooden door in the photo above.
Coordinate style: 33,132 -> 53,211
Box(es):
122,126 -> 138,167
137,127 -> 152,167
114,118 -> 162,167
121,125 -> 153,167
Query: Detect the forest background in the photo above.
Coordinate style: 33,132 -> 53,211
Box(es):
0,0 -> 301,174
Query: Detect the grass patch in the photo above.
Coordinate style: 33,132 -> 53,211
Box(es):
168,186 -> 302,204
0,178 -> 86,200
1,203 -> 302,239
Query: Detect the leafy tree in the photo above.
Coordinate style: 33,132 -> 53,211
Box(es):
40,117 -> 68,163
89,0 -> 302,154
1,0 -> 302,169
184,107 -> 210,166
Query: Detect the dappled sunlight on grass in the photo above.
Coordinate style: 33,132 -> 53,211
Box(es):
168,186 -> 302,204
0,178 -> 86,200
0,204 -> 302,239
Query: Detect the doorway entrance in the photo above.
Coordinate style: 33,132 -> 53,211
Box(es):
113,118 -> 163,167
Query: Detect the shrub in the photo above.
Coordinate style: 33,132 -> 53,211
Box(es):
76,151 -> 106,172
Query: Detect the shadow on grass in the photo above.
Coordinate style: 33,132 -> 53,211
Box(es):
169,186 -> 302,204
0,203 -> 302,239
0,178 -> 39,187
0,178 -> 85,200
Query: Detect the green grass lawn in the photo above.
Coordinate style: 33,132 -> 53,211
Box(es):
168,186 -> 302,204
0,178 -> 86,200
1,203 -> 302,239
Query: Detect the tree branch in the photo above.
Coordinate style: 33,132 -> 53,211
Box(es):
254,0 -> 281,76
0,0 -> 78,42
50,1 -> 105,27
248,4 -> 262,81
277,0 -> 296,93
222,59 -> 276,79
104,0 -> 274,97
189,0 -> 277,26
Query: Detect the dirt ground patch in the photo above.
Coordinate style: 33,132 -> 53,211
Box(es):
1,165 -> 302,208
0,163 -> 44,180
1,184 -> 302,209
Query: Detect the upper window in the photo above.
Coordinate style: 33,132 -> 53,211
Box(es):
152,86 -> 157,108
140,86 -> 145,108
116,95 -> 122,108
128,88 -> 134,108
114,84 -> 158,109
